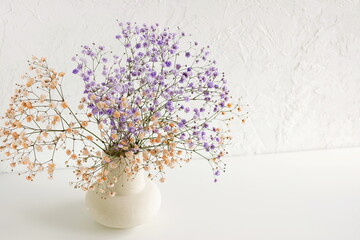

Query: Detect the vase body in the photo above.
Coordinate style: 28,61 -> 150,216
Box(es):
85,155 -> 161,229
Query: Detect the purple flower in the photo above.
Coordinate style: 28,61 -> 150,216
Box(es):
120,116 -> 126,122
165,101 -> 175,112
131,108 -> 137,114
180,133 -> 186,140
193,108 -> 200,117
204,142 -> 209,150
77,64 -> 83,70
150,71 -> 157,77
165,61 -> 172,67
178,119 -> 187,128
72,69 -> 79,74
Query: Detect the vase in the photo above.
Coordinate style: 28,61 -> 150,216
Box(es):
85,154 -> 161,229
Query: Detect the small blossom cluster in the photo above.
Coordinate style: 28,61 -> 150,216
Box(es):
0,57 -> 90,180
0,57 -> 110,190
71,22 -> 246,190
0,23 -> 246,197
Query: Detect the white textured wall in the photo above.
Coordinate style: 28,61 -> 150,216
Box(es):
1,0 -> 360,172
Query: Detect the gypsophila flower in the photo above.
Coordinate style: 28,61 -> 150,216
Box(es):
0,22 -> 247,198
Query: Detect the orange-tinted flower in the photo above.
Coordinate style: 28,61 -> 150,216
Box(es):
53,115 -> 61,123
11,132 -> 19,139
61,102 -> 69,109
26,101 -> 33,109
28,162 -> 35,170
82,148 -> 90,156
38,94 -> 46,103
81,121 -> 89,127
49,103 -> 56,109
26,115 -> 34,122
26,78 -> 35,87
47,163 -> 56,175
125,151 -> 134,159
50,81 -> 58,90
35,145 -> 43,152
103,156 -> 111,163
90,94 -> 96,100
113,111 -> 121,118
134,111 -> 141,117
111,133 -> 118,140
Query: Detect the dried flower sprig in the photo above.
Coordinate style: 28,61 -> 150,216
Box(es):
0,57 -> 106,182
0,22 -> 247,197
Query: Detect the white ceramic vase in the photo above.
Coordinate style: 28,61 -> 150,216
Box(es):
85,156 -> 161,229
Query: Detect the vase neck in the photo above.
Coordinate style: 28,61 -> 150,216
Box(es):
107,155 -> 145,196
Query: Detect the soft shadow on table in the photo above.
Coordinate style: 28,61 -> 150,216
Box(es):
23,199 -> 139,237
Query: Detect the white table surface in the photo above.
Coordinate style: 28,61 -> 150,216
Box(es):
1,148 -> 360,240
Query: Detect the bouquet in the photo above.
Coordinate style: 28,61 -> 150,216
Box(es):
0,22 -> 246,197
